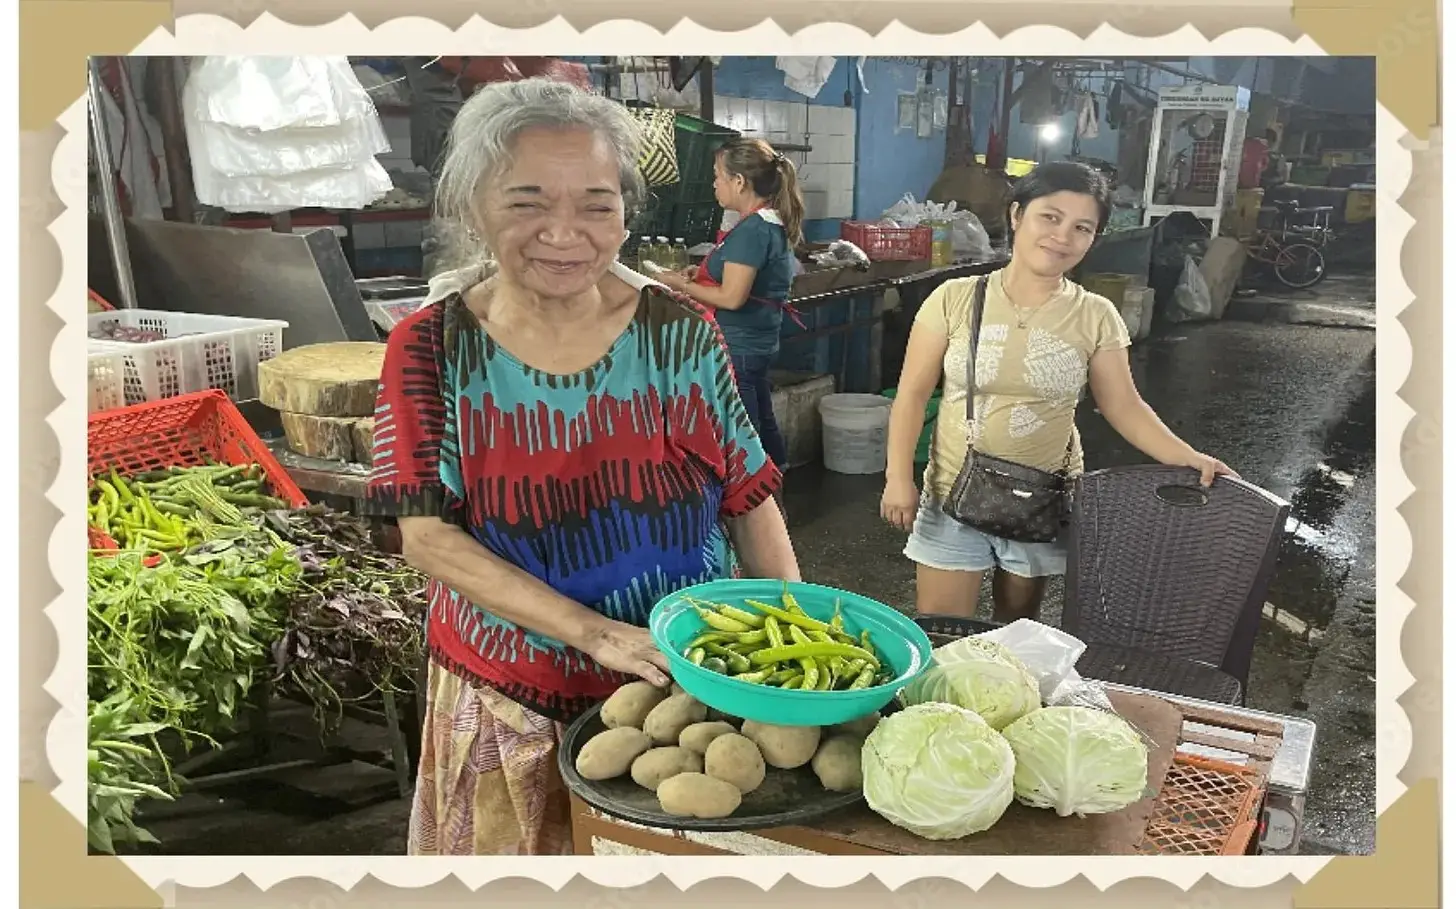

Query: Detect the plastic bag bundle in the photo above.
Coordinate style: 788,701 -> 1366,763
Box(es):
183,56 -> 394,213
878,194 -> 993,262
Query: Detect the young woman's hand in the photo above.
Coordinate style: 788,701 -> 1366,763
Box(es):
1182,451 -> 1239,487
880,475 -> 921,533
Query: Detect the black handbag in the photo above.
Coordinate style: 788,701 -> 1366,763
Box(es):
940,277 -> 1074,544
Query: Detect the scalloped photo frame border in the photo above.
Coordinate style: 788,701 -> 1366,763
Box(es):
16,3 -> 1440,908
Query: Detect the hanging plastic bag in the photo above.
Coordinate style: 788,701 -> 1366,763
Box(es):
183,56 -> 394,212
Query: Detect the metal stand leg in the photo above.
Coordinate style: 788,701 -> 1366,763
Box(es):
380,691 -> 413,799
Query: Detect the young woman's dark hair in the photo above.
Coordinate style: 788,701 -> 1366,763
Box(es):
716,138 -> 806,247
1008,161 -> 1113,236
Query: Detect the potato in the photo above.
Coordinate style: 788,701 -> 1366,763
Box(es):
740,720 -> 821,769
832,713 -> 882,739
678,721 -> 739,755
703,733 -> 767,794
575,727 -> 653,781
642,692 -> 708,745
601,681 -> 671,730
811,734 -> 864,792
630,747 -> 704,791
657,772 -> 743,819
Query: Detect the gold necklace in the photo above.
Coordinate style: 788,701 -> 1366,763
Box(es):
1002,274 -> 1061,329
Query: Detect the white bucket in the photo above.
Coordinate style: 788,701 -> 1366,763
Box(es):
818,393 -> 893,475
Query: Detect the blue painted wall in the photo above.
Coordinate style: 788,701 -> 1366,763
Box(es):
709,57 -> 951,234
710,57 -> 954,227
711,56 -> 857,106
850,58 -> 951,220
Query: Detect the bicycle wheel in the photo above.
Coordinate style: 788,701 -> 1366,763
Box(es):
1273,242 -> 1327,289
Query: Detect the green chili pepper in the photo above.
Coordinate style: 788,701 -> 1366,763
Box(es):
748,641 -> 880,667
763,615 -> 786,649
814,664 -> 835,690
743,599 -> 830,633
848,666 -> 877,690
733,629 -> 769,645
798,657 -> 820,691
713,604 -> 766,629
700,656 -> 729,674
687,630 -> 737,650
731,668 -> 775,684
703,643 -> 752,674
694,606 -> 753,634
687,647 -> 707,666
109,469 -> 135,506
782,675 -> 804,690
765,668 -> 799,685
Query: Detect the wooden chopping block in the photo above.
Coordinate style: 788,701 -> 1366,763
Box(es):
280,412 -> 361,462
258,342 -> 386,418
351,418 -> 376,466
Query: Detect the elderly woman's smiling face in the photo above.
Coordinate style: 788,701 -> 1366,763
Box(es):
477,125 -> 627,299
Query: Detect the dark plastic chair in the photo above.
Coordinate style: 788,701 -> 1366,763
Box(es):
1062,464 -> 1291,705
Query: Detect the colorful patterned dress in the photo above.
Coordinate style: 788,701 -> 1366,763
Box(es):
365,276 -> 781,855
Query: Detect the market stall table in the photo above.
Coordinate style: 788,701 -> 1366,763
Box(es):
568,684 -> 1310,857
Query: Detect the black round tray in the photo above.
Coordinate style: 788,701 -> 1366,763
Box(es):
558,703 -> 866,833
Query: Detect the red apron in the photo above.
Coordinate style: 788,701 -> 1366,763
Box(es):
692,209 -> 807,331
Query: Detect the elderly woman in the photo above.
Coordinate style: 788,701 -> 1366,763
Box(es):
365,77 -> 801,856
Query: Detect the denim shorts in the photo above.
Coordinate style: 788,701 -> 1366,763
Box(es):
903,494 -> 1068,578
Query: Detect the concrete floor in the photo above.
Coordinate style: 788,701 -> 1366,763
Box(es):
135,272 -> 1377,857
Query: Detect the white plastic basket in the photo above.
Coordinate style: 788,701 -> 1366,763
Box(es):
86,347 -> 127,414
87,309 -> 289,406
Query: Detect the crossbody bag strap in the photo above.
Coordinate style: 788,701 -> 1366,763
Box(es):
964,276 -> 989,427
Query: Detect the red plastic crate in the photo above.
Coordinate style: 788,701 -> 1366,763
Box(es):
839,221 -> 932,261
88,389 -> 309,508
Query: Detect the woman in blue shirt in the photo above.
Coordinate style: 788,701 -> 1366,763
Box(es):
660,138 -> 804,478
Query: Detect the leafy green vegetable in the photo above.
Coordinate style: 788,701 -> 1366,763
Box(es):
999,706 -> 1149,818
861,702 -> 1016,840
897,636 -> 1042,731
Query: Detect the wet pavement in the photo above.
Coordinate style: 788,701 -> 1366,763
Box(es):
782,277 -> 1377,856
136,275 -> 1377,857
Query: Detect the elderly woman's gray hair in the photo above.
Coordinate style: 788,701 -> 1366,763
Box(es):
433,78 -> 647,240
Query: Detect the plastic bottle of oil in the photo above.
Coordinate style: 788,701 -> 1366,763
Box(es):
671,238 -> 689,271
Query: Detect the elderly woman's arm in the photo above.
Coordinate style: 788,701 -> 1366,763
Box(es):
366,305 -> 671,687
1088,346 -> 1237,487
725,500 -> 801,581
397,517 -> 671,685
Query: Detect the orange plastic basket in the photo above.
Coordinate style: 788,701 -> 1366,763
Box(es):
1136,754 -> 1267,856
88,389 -> 309,508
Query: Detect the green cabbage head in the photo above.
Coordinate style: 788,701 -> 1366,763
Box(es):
861,702 -> 1016,840
898,636 -> 1041,731
1000,706 -> 1149,817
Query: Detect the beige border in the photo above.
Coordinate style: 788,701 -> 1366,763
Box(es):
19,3 -> 1438,908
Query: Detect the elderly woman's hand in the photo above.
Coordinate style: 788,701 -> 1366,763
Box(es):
581,620 -> 673,688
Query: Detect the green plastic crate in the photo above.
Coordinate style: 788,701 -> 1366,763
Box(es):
626,111 -> 740,250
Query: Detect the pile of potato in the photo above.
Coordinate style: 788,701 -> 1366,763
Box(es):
574,681 -> 883,820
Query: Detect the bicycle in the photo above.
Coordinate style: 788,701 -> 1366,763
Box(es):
1244,200 -> 1334,290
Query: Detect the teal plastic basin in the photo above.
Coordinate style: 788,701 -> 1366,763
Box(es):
649,579 -> 933,727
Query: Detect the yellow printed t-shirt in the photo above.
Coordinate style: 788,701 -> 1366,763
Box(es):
915,270 -> 1132,500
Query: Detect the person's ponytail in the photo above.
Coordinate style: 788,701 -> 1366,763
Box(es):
771,155 -> 806,248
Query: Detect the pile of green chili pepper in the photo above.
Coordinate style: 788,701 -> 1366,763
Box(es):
681,591 -> 893,691
88,463 -> 291,552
